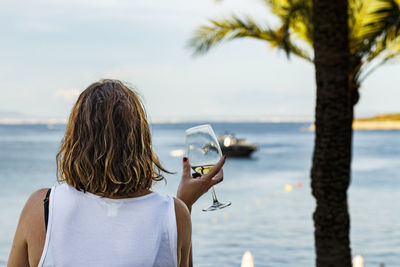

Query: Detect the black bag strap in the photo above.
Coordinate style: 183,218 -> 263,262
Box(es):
43,188 -> 51,230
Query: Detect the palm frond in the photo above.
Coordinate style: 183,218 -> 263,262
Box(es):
355,0 -> 400,56
264,0 -> 313,45
349,0 -> 373,53
188,15 -> 312,61
384,28 -> 400,60
188,16 -> 274,55
349,0 -> 400,81
358,33 -> 400,81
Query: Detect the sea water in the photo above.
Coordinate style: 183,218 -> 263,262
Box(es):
0,123 -> 399,266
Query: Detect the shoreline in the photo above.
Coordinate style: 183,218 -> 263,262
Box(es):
308,113 -> 400,131
308,121 -> 400,131
352,120 -> 400,130
1,115 -> 399,131
0,118 -> 313,125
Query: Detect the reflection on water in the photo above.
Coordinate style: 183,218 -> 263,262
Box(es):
0,123 -> 399,266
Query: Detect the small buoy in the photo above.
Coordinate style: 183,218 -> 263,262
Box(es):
296,181 -> 302,188
352,254 -> 364,267
241,251 -> 254,267
285,184 -> 293,192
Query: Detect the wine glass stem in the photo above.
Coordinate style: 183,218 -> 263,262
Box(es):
211,186 -> 219,203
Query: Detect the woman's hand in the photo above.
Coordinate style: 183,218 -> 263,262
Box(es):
176,156 -> 226,212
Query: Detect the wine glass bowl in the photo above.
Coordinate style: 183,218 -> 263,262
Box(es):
185,124 -> 231,211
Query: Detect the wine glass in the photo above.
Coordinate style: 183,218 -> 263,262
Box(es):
185,124 -> 231,211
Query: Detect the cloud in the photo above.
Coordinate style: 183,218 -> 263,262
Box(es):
54,88 -> 80,103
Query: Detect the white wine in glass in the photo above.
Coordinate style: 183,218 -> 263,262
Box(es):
185,124 -> 231,211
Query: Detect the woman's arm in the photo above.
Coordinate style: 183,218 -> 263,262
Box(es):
7,188 -> 48,267
176,156 -> 225,267
7,215 -> 29,267
174,197 -> 191,267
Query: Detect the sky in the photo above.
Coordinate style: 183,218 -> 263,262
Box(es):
0,0 -> 399,122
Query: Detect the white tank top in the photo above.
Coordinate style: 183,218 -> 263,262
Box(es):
38,183 -> 177,267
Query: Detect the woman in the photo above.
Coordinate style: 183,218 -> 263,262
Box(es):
8,79 -> 225,267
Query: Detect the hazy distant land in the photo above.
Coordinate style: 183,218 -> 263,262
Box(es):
308,113 -> 400,131
0,111 -> 399,130
353,113 -> 400,130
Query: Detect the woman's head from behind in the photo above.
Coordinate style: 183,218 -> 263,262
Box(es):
57,79 -> 167,196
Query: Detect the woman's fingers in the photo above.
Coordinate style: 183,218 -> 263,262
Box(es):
182,157 -> 191,179
210,169 -> 224,186
204,156 -> 226,180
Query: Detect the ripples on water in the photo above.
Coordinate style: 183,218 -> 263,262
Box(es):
0,123 -> 399,266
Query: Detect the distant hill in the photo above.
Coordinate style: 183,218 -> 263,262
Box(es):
356,113 -> 400,122
308,113 -> 400,131
353,113 -> 400,130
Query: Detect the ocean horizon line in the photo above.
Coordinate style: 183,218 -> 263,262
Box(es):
0,117 -> 313,125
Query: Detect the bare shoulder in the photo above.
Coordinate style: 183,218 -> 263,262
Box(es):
19,188 -> 50,231
23,188 -> 50,214
28,188 -> 50,204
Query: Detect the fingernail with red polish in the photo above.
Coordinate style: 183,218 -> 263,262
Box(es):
183,157 -> 188,162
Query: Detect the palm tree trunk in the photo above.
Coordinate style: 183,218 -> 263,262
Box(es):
311,0 -> 353,266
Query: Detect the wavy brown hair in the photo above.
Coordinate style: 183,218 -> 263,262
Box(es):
56,79 -> 169,197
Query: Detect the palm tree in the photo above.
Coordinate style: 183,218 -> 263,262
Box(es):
312,0 -> 352,265
189,0 -> 400,107
189,0 -> 400,266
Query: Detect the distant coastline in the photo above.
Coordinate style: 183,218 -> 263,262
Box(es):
308,113 -> 400,131
1,113 -> 399,130
0,117 -> 313,125
0,118 -> 67,125
353,113 -> 400,130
